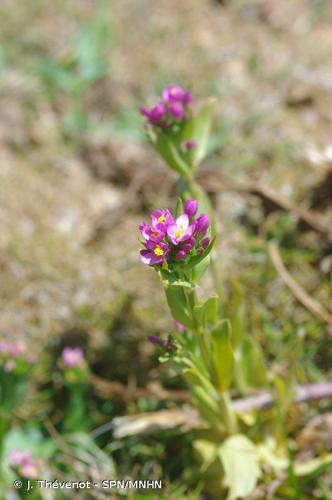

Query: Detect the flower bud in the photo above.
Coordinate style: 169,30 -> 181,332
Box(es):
182,243 -> 192,254
148,335 -> 163,345
201,237 -> 210,248
176,250 -> 186,260
168,101 -> 185,120
196,214 -> 210,235
140,102 -> 165,125
184,199 -> 198,217
175,321 -> 186,332
184,139 -> 196,151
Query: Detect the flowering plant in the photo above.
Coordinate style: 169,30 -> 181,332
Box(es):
59,347 -> 90,433
138,86 -> 289,498
0,340 -> 37,492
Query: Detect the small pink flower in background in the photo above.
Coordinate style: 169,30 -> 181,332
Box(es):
0,339 -> 33,371
62,347 -> 84,368
10,449 -> 40,479
20,460 -> 40,479
9,341 -> 26,357
10,450 -> 31,466
0,340 -> 9,353
4,360 -> 16,372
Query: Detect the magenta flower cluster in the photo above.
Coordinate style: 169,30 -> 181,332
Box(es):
140,84 -> 192,126
0,340 -> 35,372
139,200 -> 210,267
10,449 -> 41,479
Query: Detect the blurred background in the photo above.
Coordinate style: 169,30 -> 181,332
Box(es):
0,0 -> 331,497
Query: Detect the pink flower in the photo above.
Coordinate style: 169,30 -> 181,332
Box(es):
140,241 -> 170,266
0,340 -> 9,353
139,222 -> 165,243
62,347 -> 84,368
20,460 -> 40,479
4,360 -> 15,372
150,209 -> 174,228
10,450 -> 31,466
10,449 -> 40,479
167,214 -> 195,245
9,341 -> 26,357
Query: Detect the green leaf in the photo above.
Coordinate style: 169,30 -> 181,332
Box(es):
229,280 -> 247,348
153,131 -> 191,177
175,197 -> 184,217
161,273 -> 196,289
193,296 -> 219,328
191,255 -> 210,283
164,286 -> 194,329
193,439 -> 218,472
203,296 -> 219,325
182,98 -> 215,167
182,238 -> 215,271
193,304 -> 203,325
273,374 -> 295,418
218,434 -> 260,500
210,320 -> 234,392
240,337 -> 267,388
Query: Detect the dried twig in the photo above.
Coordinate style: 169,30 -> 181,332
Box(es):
197,170 -> 331,241
268,241 -> 332,324
91,381 -> 332,438
91,374 -> 190,402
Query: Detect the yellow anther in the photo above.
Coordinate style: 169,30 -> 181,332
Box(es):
154,246 -> 164,256
158,215 -> 166,223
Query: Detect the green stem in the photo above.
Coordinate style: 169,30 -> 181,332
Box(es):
0,410 -> 8,488
219,392 -> 237,435
183,287 -> 237,436
180,176 -> 225,305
